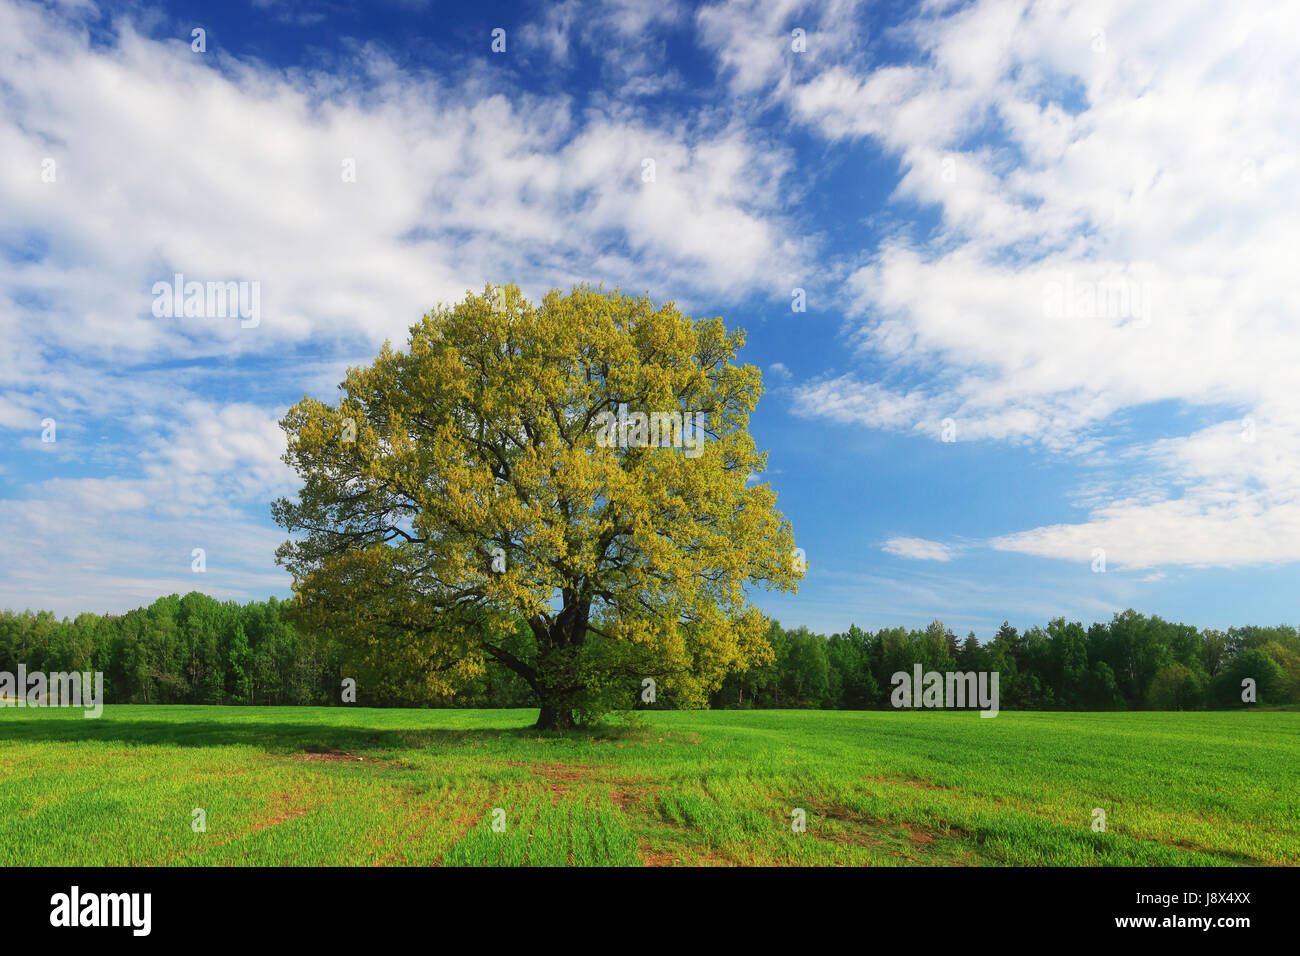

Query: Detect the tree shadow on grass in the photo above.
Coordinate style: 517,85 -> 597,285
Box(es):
0,709 -> 650,754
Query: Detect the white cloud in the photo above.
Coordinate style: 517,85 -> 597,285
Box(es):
0,495 -> 291,615
520,0 -> 688,97
767,0 -> 1300,569
793,376 -> 931,433
882,536 -> 957,562
697,0 -> 865,96
0,1 -> 805,370
990,413 -> 1300,569
0,399 -> 295,613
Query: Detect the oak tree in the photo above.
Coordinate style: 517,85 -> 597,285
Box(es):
272,285 -> 801,728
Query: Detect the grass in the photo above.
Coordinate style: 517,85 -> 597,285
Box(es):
0,705 -> 1296,866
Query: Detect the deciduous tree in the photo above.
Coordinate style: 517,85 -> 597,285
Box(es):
272,285 -> 801,728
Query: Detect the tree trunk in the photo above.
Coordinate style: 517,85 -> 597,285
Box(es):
535,701 -> 576,730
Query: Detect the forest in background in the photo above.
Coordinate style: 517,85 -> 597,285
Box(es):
2,592 -> 1297,711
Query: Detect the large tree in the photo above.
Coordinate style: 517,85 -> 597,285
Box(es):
272,284 -> 801,728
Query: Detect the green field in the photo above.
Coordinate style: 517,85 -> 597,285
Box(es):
1,706 -> 1296,866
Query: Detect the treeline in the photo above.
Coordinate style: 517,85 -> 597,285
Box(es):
1,594 -> 1297,710
709,615 -> 1300,711
0,592 -> 531,708
0,593 -> 333,705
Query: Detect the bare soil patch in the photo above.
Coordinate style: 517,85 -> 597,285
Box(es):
291,745 -> 365,763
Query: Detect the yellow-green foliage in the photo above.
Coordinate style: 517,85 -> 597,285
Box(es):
272,285 -> 801,723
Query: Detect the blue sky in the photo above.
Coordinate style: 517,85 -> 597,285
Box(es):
2,0 -> 1298,637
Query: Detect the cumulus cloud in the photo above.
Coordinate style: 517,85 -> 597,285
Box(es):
0,2 -> 803,362
765,0 -> 1300,569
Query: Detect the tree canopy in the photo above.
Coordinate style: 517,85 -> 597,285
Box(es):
271,284 -> 801,727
